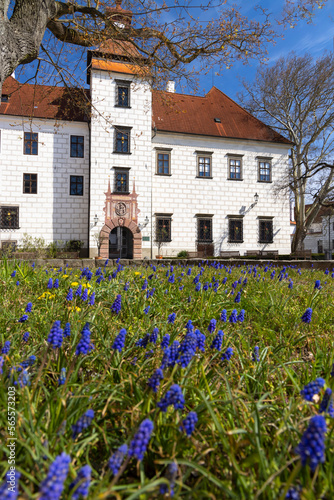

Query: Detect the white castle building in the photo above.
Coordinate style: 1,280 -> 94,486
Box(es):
0,6 -> 292,259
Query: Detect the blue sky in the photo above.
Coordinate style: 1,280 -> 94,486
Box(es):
12,0 -> 334,103
191,0 -> 334,101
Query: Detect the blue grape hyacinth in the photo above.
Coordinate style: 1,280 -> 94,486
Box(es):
220,309 -> 227,322
168,312 -> 176,324
210,330 -> 224,351
18,314 -> 28,323
157,384 -> 185,412
66,288 -> 73,301
295,415 -> 327,471
128,419 -> 154,461
25,302 -> 33,312
58,368 -> 66,386
161,334 -> 170,350
229,310 -> 237,323
23,331 -> 30,342
221,347 -> 234,361
111,294 -> 122,314
300,378 -> 325,401
180,411 -> 198,436
47,321 -> 63,349
72,409 -> 95,438
147,368 -> 164,392
319,388 -> 334,417
76,323 -> 94,355
39,452 -> 70,500
0,470 -> 20,499
160,463 -> 178,497
301,308 -> 312,324
285,486 -> 302,500
112,328 -> 127,352
1,341 -> 11,354
252,346 -> 260,362
207,319 -> 216,333
109,444 -> 128,475
69,465 -> 92,500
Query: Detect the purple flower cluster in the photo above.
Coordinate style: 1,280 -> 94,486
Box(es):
285,486 -> 302,500
149,327 -> 159,344
159,463 -> 178,497
72,409 -> 95,438
47,321 -> 63,349
220,309 -> 227,322
23,331 -> 30,342
69,465 -> 92,499
112,328 -> 127,352
301,308 -> 313,324
58,368 -> 66,386
221,347 -> 234,361
1,341 -> 11,355
128,419 -> 154,461
109,444 -> 128,475
147,368 -> 164,392
0,470 -> 20,499
168,312 -> 176,324
229,310 -> 237,323
210,330 -> 224,351
157,384 -> 185,412
252,346 -> 260,362
76,323 -> 94,355
161,334 -> 170,350
180,411 -> 198,436
296,415 -> 326,471
111,294 -> 122,314
66,288 -> 73,301
25,302 -> 33,312
18,314 -> 28,323
300,378 -> 325,401
63,322 -> 71,338
20,355 -> 36,369
319,388 -> 334,417
39,452 -> 70,500
207,319 -> 216,334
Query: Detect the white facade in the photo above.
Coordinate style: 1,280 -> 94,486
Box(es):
0,115 -> 89,250
0,55 -> 292,259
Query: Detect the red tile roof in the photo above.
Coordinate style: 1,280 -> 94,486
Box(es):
152,87 -> 291,144
0,77 -> 89,122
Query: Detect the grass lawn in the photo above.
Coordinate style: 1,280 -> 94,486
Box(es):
0,259 -> 333,499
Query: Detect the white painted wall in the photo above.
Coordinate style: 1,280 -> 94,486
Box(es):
0,116 -> 89,250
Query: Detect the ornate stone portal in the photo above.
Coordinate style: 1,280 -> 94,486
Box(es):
99,178 -> 142,259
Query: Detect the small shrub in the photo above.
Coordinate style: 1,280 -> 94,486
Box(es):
177,250 -> 189,258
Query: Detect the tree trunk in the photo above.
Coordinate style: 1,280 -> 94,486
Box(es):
0,0 -> 56,95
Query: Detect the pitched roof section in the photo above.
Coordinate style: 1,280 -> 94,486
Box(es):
0,77 -> 88,122
152,87 -> 291,144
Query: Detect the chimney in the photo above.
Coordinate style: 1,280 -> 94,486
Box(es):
166,81 -> 175,93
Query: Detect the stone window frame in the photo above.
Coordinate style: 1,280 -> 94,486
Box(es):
196,150 -> 213,178
24,132 -> 38,155
257,156 -> 272,183
155,147 -> 172,176
70,135 -> 84,158
69,175 -> 84,196
228,215 -> 244,243
113,166 -> 130,194
196,215 -> 213,243
113,126 -> 132,154
23,173 -> 38,194
115,79 -> 131,108
0,206 -> 20,229
258,217 -> 274,244
155,214 -> 172,243
227,153 -> 243,180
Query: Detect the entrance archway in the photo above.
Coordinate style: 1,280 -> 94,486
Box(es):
109,226 -> 133,259
99,217 -> 142,259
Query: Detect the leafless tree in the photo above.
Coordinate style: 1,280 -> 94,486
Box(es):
0,0 -> 327,96
238,52 -> 334,252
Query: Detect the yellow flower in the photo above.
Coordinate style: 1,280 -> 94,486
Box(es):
134,272 -> 141,276
61,275 -> 69,279
71,282 -> 79,287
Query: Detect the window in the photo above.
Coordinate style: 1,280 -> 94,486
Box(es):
114,127 -> 131,154
0,207 -> 19,229
155,216 -> 172,242
228,157 -> 242,180
156,150 -> 171,175
197,154 -> 212,177
70,175 -> 84,196
115,80 -> 131,107
228,218 -> 243,243
259,219 -> 273,243
114,168 -> 129,193
24,132 -> 38,155
197,218 -> 213,242
70,136 -> 84,158
318,240 -> 323,253
258,158 -> 272,182
1,95 -> 9,103
23,173 -> 37,194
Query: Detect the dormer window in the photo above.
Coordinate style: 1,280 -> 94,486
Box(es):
1,95 -> 9,103
115,79 -> 131,108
